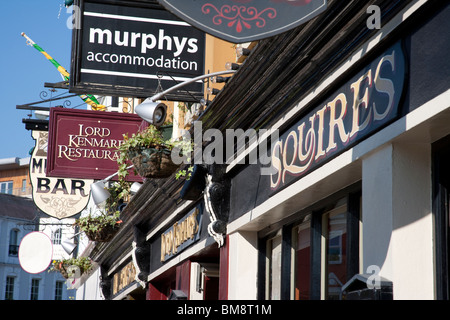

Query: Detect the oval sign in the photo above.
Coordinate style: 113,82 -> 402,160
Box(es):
157,0 -> 327,43
19,232 -> 53,274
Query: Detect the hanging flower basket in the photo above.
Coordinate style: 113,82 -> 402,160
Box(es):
74,212 -> 122,243
128,146 -> 180,179
50,257 -> 93,279
83,223 -> 120,242
118,125 -> 187,180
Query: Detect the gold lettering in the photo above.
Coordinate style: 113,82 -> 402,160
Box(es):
160,209 -> 200,261
326,93 -> 349,153
270,141 -> 283,189
374,51 -> 396,121
349,70 -> 372,138
315,105 -> 327,161
281,115 -> 316,183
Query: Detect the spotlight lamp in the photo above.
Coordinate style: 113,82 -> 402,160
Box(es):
200,98 -> 211,107
236,46 -> 251,59
130,182 -> 143,195
61,231 -> 82,255
135,99 -> 168,127
91,181 -> 111,207
210,76 -> 230,84
90,165 -> 134,207
225,62 -> 240,71
207,87 -> 220,95
61,239 -> 77,255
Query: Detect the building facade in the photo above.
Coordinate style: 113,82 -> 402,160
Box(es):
0,157 -> 76,300
76,0 -> 450,300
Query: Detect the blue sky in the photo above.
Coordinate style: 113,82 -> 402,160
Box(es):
0,1 -> 78,159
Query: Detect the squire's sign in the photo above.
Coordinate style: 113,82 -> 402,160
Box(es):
70,0 -> 206,101
270,41 -> 407,191
157,0 -> 327,43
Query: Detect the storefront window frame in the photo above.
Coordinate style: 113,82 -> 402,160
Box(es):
258,183 -> 361,300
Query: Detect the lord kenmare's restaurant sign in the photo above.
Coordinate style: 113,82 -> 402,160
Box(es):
270,41 -> 406,191
157,0 -> 327,43
46,108 -> 143,181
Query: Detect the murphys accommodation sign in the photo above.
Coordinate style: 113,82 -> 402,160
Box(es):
157,0 -> 327,43
70,0 -> 206,101
46,108 -> 143,181
270,41 -> 406,192
30,130 -> 93,219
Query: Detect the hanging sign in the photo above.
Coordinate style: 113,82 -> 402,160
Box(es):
270,41 -> 407,192
70,0 -> 206,101
30,130 -> 93,219
46,108 -> 143,181
160,206 -> 202,262
156,0 -> 327,43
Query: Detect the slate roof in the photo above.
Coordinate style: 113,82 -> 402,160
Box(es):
0,193 -> 39,221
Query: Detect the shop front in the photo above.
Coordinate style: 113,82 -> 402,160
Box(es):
143,200 -> 231,300
85,0 -> 450,301
215,1 -> 450,300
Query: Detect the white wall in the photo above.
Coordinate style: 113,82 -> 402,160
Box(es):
227,231 -> 259,300
362,142 -> 435,299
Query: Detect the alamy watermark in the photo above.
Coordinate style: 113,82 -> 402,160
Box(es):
170,121 -> 279,176
366,265 -> 382,289
367,5 -> 382,30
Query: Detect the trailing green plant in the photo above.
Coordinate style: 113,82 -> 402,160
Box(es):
117,125 -> 174,180
116,124 -> 194,181
74,210 -> 122,235
106,180 -> 131,212
175,164 -> 194,180
49,257 -> 93,278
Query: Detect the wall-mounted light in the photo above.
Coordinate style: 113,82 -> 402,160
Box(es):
236,46 -> 251,59
130,182 -> 142,195
61,239 -> 77,255
61,231 -> 82,255
90,165 -> 134,207
225,62 -> 240,71
91,181 -> 111,207
207,87 -> 220,95
135,99 -> 167,127
135,70 -> 237,126
210,76 -> 230,84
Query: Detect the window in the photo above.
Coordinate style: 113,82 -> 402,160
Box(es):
8,229 -> 19,256
5,277 -> 15,300
265,231 -> 282,300
30,279 -> 40,300
22,179 -> 27,193
324,199 -> 347,300
52,228 -> 62,245
0,181 -> 13,194
55,281 -> 64,300
292,221 -> 311,300
261,188 -> 361,300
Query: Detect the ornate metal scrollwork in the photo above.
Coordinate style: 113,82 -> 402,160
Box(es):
100,265 -> 112,300
204,164 -> 230,247
132,226 -> 150,288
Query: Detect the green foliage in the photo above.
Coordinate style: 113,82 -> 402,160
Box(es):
74,210 -> 121,234
116,125 -> 175,180
49,257 -> 93,277
116,124 -> 194,181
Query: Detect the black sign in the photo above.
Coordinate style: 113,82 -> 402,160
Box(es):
70,0 -> 206,101
157,0 -> 327,43
270,41 -> 407,192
